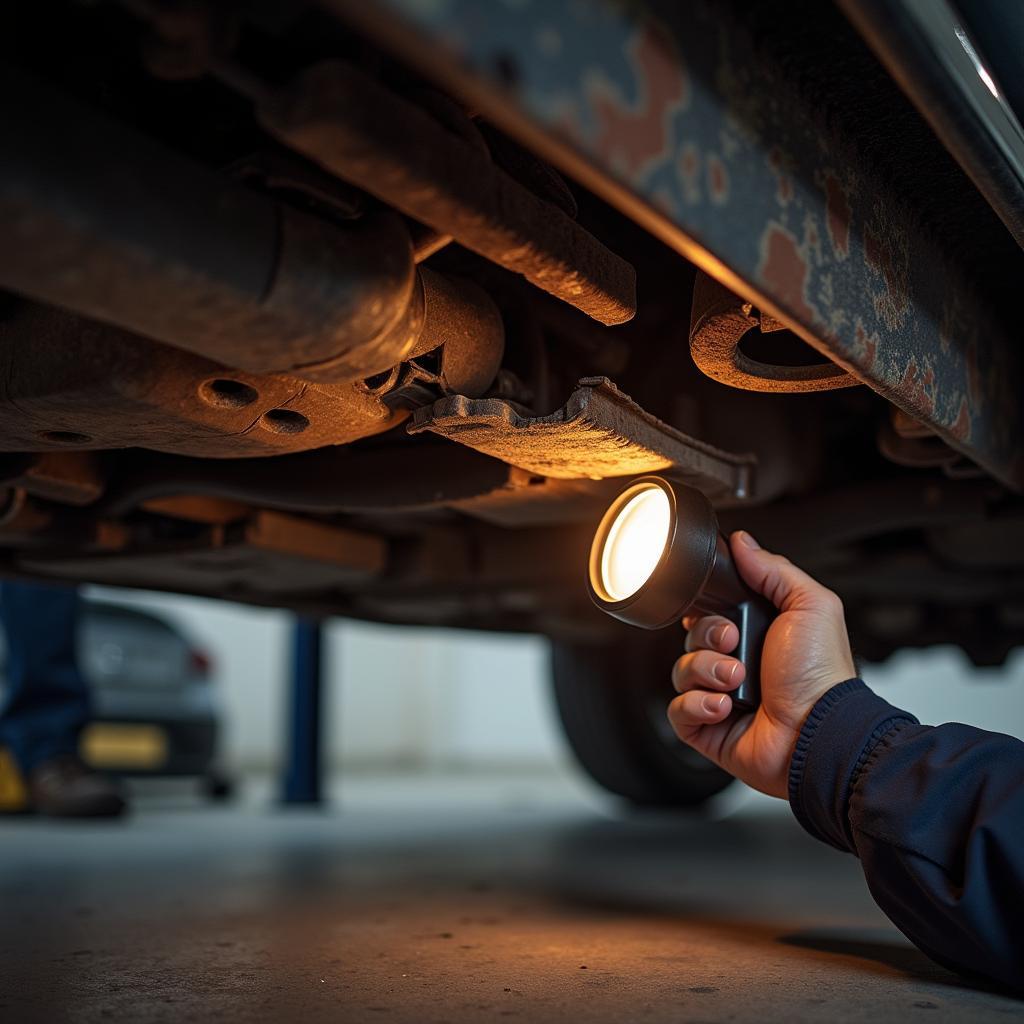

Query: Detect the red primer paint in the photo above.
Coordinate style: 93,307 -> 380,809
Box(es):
680,145 -> 699,180
757,224 -> 817,327
950,398 -> 971,441
854,322 -> 878,370
591,24 -> 688,180
824,174 -> 850,257
863,222 -> 910,329
898,359 -> 937,417
707,155 -> 728,203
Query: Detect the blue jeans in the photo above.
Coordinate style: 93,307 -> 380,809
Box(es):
0,582 -> 90,774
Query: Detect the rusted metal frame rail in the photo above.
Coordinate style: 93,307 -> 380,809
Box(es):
325,0 -> 1024,491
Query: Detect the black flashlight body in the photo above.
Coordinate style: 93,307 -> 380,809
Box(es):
587,476 -> 774,713
686,533 -> 772,712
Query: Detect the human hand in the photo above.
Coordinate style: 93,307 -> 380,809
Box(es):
666,531 -> 856,798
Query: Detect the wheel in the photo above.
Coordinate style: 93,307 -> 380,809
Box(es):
551,626 -> 734,807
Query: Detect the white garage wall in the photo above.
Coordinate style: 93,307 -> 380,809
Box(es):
863,646 -> 1024,736
85,586 -> 1024,773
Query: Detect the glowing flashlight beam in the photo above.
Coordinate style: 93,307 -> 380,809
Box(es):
599,484 -> 672,601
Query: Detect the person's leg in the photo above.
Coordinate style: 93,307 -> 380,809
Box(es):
0,581 -> 124,816
0,581 -> 90,773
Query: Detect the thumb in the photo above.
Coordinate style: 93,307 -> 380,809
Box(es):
729,531 -> 835,614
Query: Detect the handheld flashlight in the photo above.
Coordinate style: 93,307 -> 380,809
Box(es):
587,476 -> 773,713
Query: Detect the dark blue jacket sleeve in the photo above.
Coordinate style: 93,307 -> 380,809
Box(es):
788,679 -> 1024,993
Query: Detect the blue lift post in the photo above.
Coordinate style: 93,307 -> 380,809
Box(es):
281,616 -> 325,805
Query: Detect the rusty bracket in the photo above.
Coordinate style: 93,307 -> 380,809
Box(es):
689,271 -> 856,392
409,377 -> 755,502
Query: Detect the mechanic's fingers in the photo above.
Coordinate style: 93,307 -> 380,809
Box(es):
684,615 -> 738,653
667,690 -> 733,733
672,650 -> 745,693
730,531 -> 837,614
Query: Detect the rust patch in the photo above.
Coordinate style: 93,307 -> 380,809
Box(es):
949,398 -> 971,442
863,217 -> 910,330
706,154 -> 728,205
591,23 -> 689,181
898,358 -> 937,419
756,223 -> 818,327
824,174 -> 850,259
679,142 -> 701,203
805,217 -> 820,260
767,146 -> 793,205
854,320 -> 879,371
651,187 -> 675,214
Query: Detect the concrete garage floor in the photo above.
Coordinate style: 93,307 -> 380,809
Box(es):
0,772 -> 1020,1023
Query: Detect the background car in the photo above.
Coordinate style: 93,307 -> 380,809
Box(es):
0,599 -> 227,809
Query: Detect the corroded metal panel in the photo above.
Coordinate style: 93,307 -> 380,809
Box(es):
410,377 -> 755,501
332,0 -> 1024,490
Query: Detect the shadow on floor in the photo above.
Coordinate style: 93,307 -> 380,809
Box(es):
781,929 -> 954,984
781,930 -> 1020,1000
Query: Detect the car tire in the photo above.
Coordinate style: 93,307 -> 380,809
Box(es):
551,627 -> 735,807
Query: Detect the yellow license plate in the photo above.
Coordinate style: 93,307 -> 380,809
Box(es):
0,748 -> 28,812
81,723 -> 168,771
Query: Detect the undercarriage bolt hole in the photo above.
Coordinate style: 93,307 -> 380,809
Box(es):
199,378 -> 260,409
260,408 -> 309,434
39,430 -> 92,445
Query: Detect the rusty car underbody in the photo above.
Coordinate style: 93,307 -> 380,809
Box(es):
2,0 -> 1023,669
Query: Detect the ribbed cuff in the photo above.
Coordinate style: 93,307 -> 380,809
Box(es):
787,679 -> 918,853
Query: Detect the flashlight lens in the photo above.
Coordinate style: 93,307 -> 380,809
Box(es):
599,484 -> 672,601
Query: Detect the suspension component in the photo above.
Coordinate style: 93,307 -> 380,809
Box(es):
260,61 -> 636,326
0,63 -> 501,387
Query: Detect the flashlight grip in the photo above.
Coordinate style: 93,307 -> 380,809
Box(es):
699,534 -> 775,714
723,596 -> 773,713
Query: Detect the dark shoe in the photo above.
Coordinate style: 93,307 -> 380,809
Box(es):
28,755 -> 127,818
